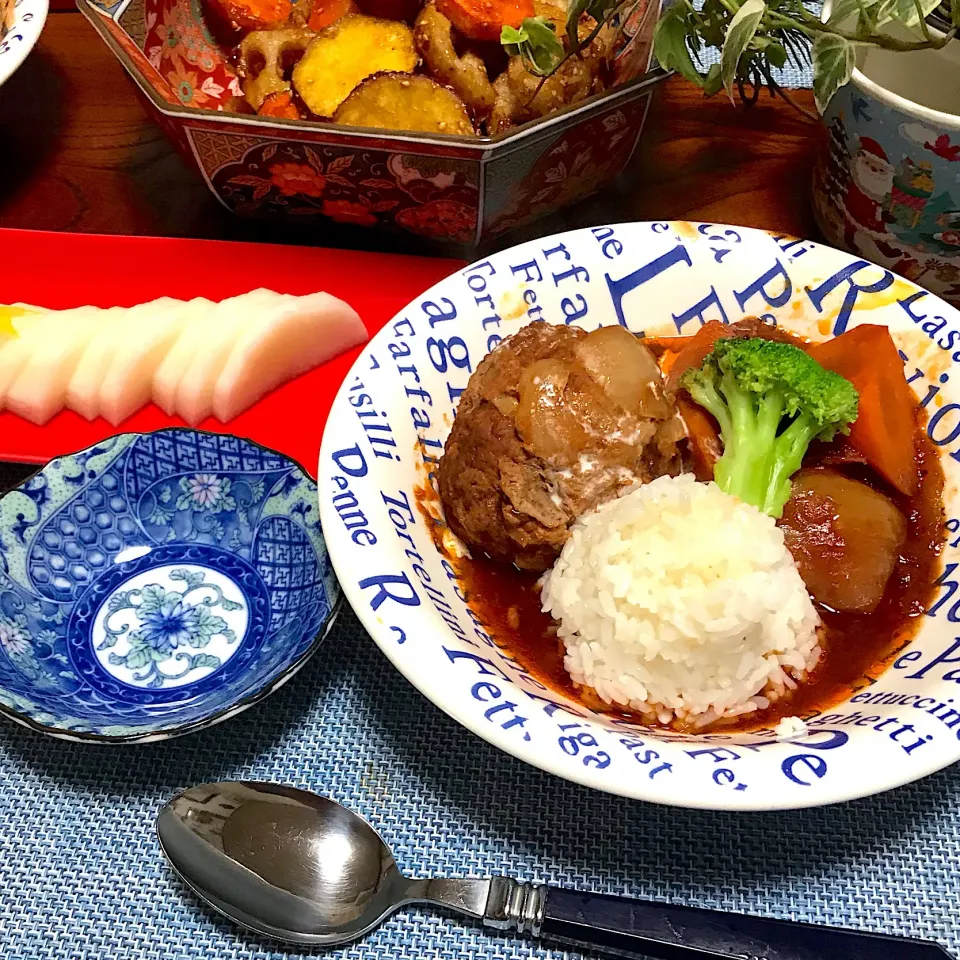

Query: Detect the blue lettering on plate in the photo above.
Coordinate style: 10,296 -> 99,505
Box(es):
805,260 -> 894,334
605,244 -> 693,331
734,259 -> 792,312
672,286 -> 729,333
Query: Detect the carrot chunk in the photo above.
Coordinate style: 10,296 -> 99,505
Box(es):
435,0 -> 533,41
809,325 -> 919,496
308,0 -> 357,30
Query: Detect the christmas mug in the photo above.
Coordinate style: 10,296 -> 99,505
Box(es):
812,9 -> 960,303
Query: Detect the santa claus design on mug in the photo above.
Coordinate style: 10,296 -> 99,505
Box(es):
844,136 -> 894,240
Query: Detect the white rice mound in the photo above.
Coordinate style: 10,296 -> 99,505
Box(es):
540,474 -> 821,728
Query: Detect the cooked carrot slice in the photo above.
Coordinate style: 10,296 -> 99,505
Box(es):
678,393 -> 723,481
206,0 -> 292,31
664,320 -> 730,392
641,335 -> 695,363
258,90 -> 301,118
308,0 -> 357,30
435,0 -> 533,41
809,325 -> 919,496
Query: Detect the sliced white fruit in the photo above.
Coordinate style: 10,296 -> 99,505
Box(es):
5,307 -> 117,424
99,298 -> 214,427
172,289 -> 289,426
67,301 -> 178,421
212,292 -> 367,423
0,306 -> 50,406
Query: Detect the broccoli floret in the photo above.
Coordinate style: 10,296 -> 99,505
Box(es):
680,336 -> 859,517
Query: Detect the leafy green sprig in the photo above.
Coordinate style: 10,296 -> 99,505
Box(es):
500,0 -> 622,78
654,0 -> 960,114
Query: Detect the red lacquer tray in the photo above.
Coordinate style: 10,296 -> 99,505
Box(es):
0,229 -> 461,474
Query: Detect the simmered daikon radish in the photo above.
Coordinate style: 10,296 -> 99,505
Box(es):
99,298 -> 214,426
212,292 -> 366,422
173,289 -> 290,425
5,307 -> 121,424
0,288 -> 365,426
0,306 -> 49,405
67,302 -> 169,420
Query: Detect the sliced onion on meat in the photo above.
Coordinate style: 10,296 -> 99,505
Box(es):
575,325 -> 671,420
515,359 -> 588,460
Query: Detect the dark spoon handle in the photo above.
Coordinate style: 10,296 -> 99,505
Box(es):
539,887 -> 954,960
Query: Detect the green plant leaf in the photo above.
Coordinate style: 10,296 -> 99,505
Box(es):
566,0 -> 591,47
870,0 -> 899,26
826,0 -> 866,25
812,33 -> 855,113
720,0 -> 767,102
766,38 -> 788,67
501,16 -> 565,76
500,23 -> 528,44
653,5 -> 704,85
894,0 -> 943,26
703,62 -> 724,95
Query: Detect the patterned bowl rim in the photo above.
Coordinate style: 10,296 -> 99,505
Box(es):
76,0 -> 670,152
0,426 -> 341,745
0,0 -> 50,89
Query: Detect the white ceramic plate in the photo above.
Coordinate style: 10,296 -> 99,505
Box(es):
0,0 -> 48,89
320,221 -> 960,811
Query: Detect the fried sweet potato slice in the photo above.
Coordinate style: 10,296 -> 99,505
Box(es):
206,0 -> 292,31
292,15 -> 418,117
334,73 -> 475,135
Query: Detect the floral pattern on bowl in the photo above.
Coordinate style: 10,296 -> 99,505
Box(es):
0,428 -> 339,742
211,142 -> 480,238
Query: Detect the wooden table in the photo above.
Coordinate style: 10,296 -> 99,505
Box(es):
0,11 -> 823,255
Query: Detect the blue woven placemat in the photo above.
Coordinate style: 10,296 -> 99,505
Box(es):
0,597 -> 959,960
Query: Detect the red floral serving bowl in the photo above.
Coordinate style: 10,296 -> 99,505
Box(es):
78,0 -> 666,245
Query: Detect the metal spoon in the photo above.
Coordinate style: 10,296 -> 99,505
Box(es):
157,781 -> 952,959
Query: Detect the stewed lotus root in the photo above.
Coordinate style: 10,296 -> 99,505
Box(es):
292,15 -> 418,118
334,73 -> 475,135
238,28 -> 315,110
489,54 -> 596,134
489,5 -> 607,134
414,2 -> 495,117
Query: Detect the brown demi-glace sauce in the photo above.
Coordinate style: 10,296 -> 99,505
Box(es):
425,419 -> 945,733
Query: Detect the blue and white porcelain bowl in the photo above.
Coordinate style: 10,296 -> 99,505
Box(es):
321,221 -> 960,811
0,429 -> 339,742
